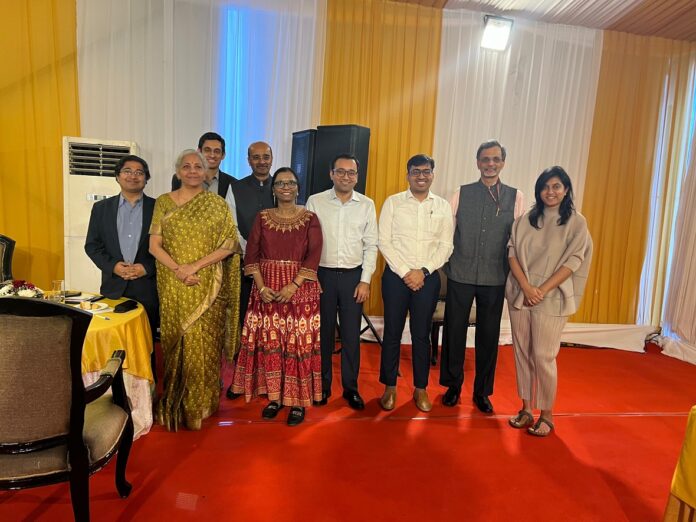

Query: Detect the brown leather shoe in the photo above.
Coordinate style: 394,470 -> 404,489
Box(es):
413,388 -> 432,412
380,386 -> 397,411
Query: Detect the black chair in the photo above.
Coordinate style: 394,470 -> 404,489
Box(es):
430,269 -> 476,365
0,233 -> 15,281
0,297 -> 134,521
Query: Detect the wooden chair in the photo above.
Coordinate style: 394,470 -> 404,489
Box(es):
0,233 -> 15,281
0,297 -> 134,522
430,269 -> 476,365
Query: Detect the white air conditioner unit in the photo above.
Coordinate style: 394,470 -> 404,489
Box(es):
63,137 -> 139,293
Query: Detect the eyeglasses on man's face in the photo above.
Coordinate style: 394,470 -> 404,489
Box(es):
409,168 -> 433,177
120,168 -> 145,177
332,168 -> 358,178
273,180 -> 298,188
479,156 -> 503,164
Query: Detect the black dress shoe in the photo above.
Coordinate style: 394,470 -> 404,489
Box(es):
226,384 -> 242,400
472,394 -> 494,413
287,407 -> 305,426
442,386 -> 461,407
313,390 -> 331,406
261,402 -> 284,419
342,391 -> 365,410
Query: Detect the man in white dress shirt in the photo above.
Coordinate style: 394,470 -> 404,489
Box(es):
378,154 -> 454,412
306,154 -> 378,410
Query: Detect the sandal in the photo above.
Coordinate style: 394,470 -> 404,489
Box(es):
528,417 -> 554,437
509,410 -> 534,429
287,407 -> 305,427
261,402 -> 284,419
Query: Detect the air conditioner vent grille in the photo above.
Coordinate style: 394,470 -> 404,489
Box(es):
68,142 -> 132,177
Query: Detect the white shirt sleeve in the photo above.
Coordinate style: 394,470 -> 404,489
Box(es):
225,185 -> 246,253
378,196 -> 411,278
361,200 -> 379,283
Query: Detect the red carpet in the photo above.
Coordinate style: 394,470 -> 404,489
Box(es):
2,343 -> 695,521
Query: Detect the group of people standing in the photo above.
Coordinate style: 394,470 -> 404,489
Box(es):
85,133 -> 592,436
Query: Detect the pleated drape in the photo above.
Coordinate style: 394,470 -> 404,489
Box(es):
0,0 -> 80,287
320,0 -> 442,314
574,31 -> 692,324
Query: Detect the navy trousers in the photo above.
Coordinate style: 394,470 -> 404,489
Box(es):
380,266 -> 440,389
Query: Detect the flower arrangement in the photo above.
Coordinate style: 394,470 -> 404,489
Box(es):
0,280 -> 44,298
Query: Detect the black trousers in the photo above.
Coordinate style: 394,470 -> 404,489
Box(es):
380,266 -> 440,389
439,280 -> 505,397
318,266 -> 363,394
239,270 -> 253,326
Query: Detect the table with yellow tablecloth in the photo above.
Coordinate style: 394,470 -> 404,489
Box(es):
664,405 -> 696,521
80,298 -> 154,438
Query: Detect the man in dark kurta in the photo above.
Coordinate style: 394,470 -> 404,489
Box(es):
224,141 -> 275,400
439,140 -> 523,413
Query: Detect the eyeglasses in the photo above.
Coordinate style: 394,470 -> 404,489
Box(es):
273,180 -> 298,188
120,168 -> 145,177
332,169 -> 358,178
409,168 -> 433,177
479,156 -> 503,164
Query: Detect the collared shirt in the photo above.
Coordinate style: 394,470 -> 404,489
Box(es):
225,174 -> 274,253
450,184 -> 524,219
204,173 -> 219,195
378,189 -> 454,278
446,181 -> 525,285
305,188 -> 378,284
116,193 -> 143,264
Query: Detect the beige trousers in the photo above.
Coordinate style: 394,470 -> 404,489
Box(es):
508,307 -> 568,410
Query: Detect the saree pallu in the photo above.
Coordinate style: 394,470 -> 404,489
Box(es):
232,259 -> 322,407
151,192 -> 240,431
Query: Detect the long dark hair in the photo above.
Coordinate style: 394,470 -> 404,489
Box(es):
529,166 -> 575,229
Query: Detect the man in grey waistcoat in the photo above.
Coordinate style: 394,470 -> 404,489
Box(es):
439,140 -> 523,413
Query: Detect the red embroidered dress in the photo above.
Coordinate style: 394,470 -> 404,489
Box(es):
232,208 -> 323,406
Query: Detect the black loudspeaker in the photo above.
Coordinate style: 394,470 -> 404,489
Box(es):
290,129 -> 316,205
310,125 -> 370,197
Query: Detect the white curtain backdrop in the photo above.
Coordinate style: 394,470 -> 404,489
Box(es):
660,94 -> 696,365
77,0 -> 325,197
432,9 -> 603,210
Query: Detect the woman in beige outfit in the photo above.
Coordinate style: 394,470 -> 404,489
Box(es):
506,166 -> 592,436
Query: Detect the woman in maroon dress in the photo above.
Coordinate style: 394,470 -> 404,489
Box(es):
231,167 -> 323,426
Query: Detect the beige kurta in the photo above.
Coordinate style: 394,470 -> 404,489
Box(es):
506,207 -> 593,317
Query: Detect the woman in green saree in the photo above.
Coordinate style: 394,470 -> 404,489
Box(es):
149,149 -> 241,431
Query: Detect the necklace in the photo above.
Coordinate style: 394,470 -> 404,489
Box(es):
486,181 -> 501,216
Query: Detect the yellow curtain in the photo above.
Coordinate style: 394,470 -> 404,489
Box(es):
641,41 -> 696,326
575,31 -> 694,324
321,0 -> 442,314
0,0 -> 80,288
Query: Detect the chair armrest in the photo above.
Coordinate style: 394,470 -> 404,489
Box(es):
84,350 -> 125,403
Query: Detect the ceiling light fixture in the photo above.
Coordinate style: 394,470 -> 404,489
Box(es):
481,15 -> 513,51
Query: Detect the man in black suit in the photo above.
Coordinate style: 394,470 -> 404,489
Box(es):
171,131 -> 234,197
85,154 -> 159,378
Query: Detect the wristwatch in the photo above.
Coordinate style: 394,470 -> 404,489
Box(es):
421,267 -> 430,277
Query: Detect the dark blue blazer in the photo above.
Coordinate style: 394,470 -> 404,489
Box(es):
84,194 -> 158,305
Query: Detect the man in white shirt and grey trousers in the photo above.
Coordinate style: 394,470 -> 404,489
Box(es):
306,153 -> 378,410
377,154 -> 454,412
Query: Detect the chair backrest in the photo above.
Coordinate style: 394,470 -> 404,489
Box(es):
0,298 -> 92,447
0,234 -> 15,282
437,269 -> 447,300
